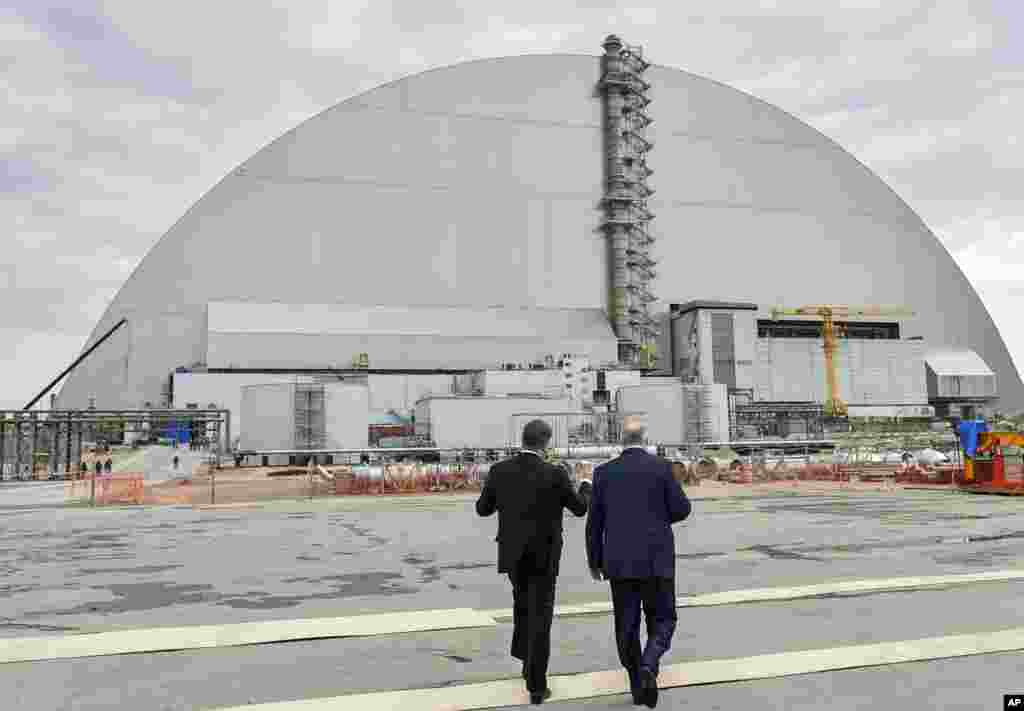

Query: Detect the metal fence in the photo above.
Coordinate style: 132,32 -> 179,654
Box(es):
0,409 -> 230,481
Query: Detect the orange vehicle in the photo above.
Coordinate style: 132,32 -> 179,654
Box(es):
961,431 -> 1024,492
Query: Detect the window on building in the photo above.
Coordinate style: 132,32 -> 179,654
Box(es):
711,313 -> 736,388
757,320 -> 900,339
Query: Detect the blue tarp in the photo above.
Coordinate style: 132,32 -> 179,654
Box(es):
163,422 -> 190,444
956,419 -> 989,458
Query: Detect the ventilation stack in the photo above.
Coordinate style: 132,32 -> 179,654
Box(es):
599,35 -> 658,367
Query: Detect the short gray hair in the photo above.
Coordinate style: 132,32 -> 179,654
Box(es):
621,415 -> 647,446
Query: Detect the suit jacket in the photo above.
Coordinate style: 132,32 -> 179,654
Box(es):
476,452 -> 590,576
586,448 -> 691,580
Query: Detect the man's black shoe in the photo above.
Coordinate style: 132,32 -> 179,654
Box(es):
530,688 -> 552,705
639,667 -> 658,709
626,666 -> 644,705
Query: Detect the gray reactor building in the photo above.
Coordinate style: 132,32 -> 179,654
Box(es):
55,38 -> 1021,445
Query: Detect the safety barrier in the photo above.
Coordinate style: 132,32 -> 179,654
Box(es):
65,456 -> 970,508
65,473 -> 146,506
332,463 -> 490,495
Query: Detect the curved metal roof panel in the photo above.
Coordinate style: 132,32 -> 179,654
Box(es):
55,54 -> 1023,411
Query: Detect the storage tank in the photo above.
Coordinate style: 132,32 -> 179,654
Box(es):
324,382 -> 370,450
414,395 -> 575,449
682,383 -> 730,443
615,383 -> 684,445
240,382 -> 369,457
240,384 -> 296,453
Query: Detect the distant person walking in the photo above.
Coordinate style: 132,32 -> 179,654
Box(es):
94,460 -> 102,477
172,455 -> 180,471
104,458 -> 112,474
476,420 -> 592,705
586,417 -> 692,708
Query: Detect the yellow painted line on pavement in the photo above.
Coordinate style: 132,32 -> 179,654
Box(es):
4,570 -> 1023,663
217,626 -> 1024,710
0,608 -> 495,665
484,569 -> 1024,619
673,568 -> 1024,608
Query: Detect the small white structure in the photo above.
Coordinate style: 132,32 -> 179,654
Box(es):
682,383 -> 730,443
616,382 -> 685,445
240,382 -> 369,461
414,395 -> 575,449
240,385 -> 296,452
453,370 -> 565,397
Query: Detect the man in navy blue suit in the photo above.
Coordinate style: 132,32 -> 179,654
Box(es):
585,417 -> 692,708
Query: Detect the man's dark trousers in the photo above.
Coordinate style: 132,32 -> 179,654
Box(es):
609,577 -> 677,688
508,548 -> 558,695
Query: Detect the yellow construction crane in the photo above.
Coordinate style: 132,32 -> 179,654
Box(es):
769,305 -> 915,418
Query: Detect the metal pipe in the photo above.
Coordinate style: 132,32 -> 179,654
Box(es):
23,318 -> 127,411
554,445 -> 657,459
30,414 -> 38,480
224,410 -> 231,467
50,419 -> 58,477
77,422 -> 83,469
65,411 -> 72,474
14,420 -> 23,479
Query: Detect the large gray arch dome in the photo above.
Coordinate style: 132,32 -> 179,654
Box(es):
57,54 -> 1023,411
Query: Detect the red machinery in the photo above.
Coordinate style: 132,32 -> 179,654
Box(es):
959,432 -> 1024,493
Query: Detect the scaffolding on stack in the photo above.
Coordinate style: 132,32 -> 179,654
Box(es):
599,35 -> 658,368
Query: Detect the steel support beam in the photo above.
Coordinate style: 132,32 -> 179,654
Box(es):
30,414 -> 38,479
14,421 -> 23,478
65,411 -> 73,474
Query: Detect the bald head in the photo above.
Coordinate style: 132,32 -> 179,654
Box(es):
622,416 -> 647,447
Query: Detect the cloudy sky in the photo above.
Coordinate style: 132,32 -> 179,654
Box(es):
1,0 -> 1021,410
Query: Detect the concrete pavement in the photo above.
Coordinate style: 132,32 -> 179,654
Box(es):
0,487 -> 1021,709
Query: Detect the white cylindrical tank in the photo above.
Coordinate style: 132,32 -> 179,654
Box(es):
616,383 -> 684,445
682,383 -> 729,443
240,384 -> 296,451
416,396 -> 575,449
240,382 -> 369,452
324,382 -> 370,450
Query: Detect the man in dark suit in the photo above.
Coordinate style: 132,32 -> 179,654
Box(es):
586,417 -> 691,708
476,419 -> 592,705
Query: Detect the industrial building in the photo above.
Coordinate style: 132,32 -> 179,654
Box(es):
48,36 -> 1019,456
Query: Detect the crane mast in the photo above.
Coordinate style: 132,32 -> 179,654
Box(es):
770,305 -> 915,418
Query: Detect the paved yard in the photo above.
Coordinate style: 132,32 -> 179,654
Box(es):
0,484 -> 1021,709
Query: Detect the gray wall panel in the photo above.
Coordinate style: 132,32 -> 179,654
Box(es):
207,332 -> 618,371
240,384 -> 296,451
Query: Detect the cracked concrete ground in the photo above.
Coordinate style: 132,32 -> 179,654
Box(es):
0,486 -> 1021,709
